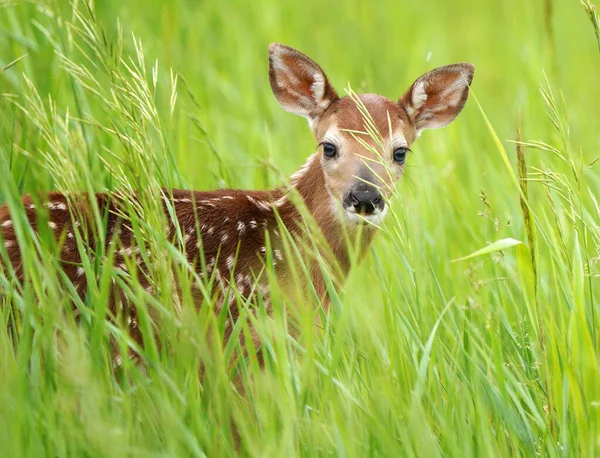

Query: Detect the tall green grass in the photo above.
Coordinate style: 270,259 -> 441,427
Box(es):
1,0 -> 600,455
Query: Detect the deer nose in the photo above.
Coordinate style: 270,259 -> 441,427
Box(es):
346,186 -> 384,215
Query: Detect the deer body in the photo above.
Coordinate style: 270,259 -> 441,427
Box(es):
0,44 -> 474,361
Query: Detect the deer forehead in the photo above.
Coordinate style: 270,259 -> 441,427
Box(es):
315,94 -> 415,148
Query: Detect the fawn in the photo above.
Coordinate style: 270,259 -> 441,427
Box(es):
0,44 -> 473,364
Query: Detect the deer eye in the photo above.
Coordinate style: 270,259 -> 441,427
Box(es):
393,147 -> 409,164
322,142 -> 337,159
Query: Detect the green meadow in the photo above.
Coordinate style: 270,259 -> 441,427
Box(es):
1,0 -> 600,455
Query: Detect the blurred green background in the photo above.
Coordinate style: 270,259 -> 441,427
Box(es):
1,0 -> 600,456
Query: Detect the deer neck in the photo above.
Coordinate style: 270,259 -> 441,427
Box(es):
279,153 -> 377,280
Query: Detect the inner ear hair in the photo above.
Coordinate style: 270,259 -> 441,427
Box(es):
268,43 -> 339,121
400,63 -> 474,131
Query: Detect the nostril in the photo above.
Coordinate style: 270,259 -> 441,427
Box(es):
350,193 -> 360,206
363,202 -> 375,214
372,194 -> 383,205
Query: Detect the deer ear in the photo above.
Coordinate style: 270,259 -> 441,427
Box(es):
268,43 -> 338,123
400,63 -> 474,132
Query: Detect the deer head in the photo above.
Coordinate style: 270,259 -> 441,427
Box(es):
268,43 -> 474,226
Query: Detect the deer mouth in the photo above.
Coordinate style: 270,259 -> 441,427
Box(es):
342,204 -> 388,226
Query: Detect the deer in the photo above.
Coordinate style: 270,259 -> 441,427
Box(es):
0,43 -> 474,369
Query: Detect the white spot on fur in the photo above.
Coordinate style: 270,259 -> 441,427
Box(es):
4,240 -> 14,248
1,220 -> 12,228
226,255 -> 235,270
48,222 -> 57,229
119,247 -> 133,257
184,234 -> 191,243
249,220 -> 257,229
258,283 -> 270,297
207,256 -> 216,271
207,227 -> 214,235
47,202 -> 67,211
76,267 -> 85,277
222,196 -> 234,200
274,249 -> 283,261
274,195 -> 287,207
237,221 -> 245,234
256,201 -> 271,212
221,232 -> 229,243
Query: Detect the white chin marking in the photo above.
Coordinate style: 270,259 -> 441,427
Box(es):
342,205 -> 388,226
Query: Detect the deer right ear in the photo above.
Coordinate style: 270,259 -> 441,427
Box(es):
268,43 -> 338,123
400,63 -> 474,133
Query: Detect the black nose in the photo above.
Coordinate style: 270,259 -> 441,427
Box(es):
346,185 -> 384,215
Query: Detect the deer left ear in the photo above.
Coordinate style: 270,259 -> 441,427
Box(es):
400,63 -> 474,132
268,43 -> 339,123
